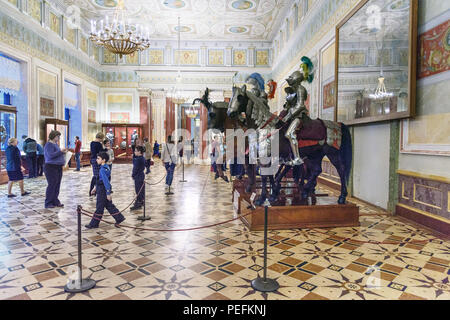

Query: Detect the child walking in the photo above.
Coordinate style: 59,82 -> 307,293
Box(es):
85,152 -> 125,229
130,145 -> 146,210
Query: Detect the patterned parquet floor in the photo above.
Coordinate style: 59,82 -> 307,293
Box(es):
0,161 -> 449,300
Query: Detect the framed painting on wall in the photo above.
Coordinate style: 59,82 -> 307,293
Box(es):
319,40 -> 336,121
110,112 -> 130,124
335,0 -> 418,125
88,110 -> 96,123
400,112 -> 450,156
38,69 -> 57,118
40,97 -> 55,117
107,94 -> 132,124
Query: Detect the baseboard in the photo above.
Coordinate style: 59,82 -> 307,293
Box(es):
396,204 -> 450,236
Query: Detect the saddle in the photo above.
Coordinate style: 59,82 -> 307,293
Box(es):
295,118 -> 342,150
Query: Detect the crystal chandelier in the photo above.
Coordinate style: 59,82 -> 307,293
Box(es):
89,0 -> 150,58
369,75 -> 393,101
185,103 -> 199,118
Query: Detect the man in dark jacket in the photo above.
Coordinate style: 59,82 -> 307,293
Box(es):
22,135 -> 38,178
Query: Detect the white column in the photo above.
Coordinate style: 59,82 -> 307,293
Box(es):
248,46 -> 255,67
165,45 -> 172,65
225,46 -> 232,66
81,82 -> 88,148
200,46 -> 207,67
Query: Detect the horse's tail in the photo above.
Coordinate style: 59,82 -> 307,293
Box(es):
340,123 -> 352,184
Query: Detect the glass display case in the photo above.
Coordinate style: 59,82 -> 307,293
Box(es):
45,119 -> 69,148
102,123 -> 143,162
0,105 -> 17,184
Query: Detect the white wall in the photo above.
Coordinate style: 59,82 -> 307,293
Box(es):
353,123 -> 391,209
399,154 -> 450,179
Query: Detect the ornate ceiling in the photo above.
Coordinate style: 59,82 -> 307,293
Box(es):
339,0 -> 411,42
51,0 -> 293,41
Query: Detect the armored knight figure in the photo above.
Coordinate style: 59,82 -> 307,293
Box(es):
282,56 -> 314,166
106,128 -> 115,146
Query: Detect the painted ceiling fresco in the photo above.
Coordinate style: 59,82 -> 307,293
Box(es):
50,0 -> 292,41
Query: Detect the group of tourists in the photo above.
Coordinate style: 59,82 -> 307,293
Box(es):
84,133 -> 179,228
5,129 -> 212,229
5,130 -> 69,208
5,134 -> 47,198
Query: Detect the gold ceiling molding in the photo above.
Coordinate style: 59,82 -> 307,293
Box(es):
100,81 -> 139,88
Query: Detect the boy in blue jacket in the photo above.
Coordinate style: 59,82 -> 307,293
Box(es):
130,146 -> 146,211
85,152 -> 125,229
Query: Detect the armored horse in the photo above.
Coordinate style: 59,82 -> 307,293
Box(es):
227,77 -> 352,205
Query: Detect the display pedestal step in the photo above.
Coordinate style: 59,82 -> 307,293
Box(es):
232,179 -> 359,231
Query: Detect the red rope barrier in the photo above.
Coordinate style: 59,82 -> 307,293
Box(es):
79,203 -> 446,244
79,206 -> 256,232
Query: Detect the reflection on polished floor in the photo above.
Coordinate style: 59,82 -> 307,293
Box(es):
0,162 -> 449,300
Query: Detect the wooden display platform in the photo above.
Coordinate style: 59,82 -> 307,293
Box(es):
232,178 -> 359,231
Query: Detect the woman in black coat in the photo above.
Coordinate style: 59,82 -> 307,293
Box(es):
5,137 -> 30,198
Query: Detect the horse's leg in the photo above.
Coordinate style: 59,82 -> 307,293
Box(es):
326,148 -> 348,204
245,163 -> 256,193
270,164 -> 291,202
271,163 -> 285,199
302,157 -> 323,201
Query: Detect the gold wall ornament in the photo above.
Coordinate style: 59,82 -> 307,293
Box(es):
149,49 -> 164,64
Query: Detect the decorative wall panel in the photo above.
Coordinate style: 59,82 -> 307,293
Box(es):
80,35 -> 88,55
418,19 -> 450,79
338,52 -> 366,67
28,0 -> 42,23
103,49 -> 117,64
256,50 -> 269,66
7,0 -> 18,7
174,50 -> 198,65
233,49 -> 247,65
208,49 -> 224,65
148,49 -> 164,65
397,171 -> 450,221
64,21 -> 76,47
49,12 -> 60,35
126,51 -> 139,65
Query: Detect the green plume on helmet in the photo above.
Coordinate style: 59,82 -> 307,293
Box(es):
300,56 -> 314,83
